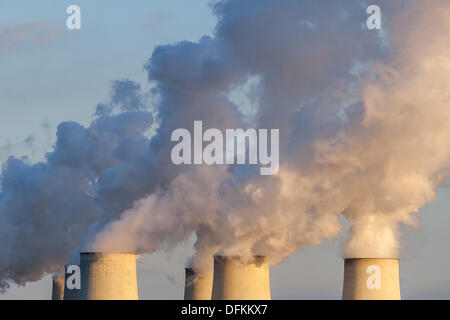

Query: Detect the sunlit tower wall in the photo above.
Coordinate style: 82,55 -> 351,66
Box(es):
79,252 -> 139,300
184,268 -> 213,300
51,275 -> 65,300
211,256 -> 271,300
342,258 -> 401,300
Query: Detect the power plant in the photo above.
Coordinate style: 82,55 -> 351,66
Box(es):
184,268 -> 213,300
78,252 -> 139,300
51,275 -> 65,300
211,255 -> 271,300
342,258 -> 401,300
49,254 -> 406,300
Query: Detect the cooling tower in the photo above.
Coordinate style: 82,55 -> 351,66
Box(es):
51,275 -> 64,300
212,256 -> 271,300
342,258 -> 401,300
79,252 -> 139,300
63,264 -> 80,300
184,268 -> 213,300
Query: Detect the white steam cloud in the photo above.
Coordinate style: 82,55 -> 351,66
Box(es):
1,0 -> 450,290
91,0 -> 450,270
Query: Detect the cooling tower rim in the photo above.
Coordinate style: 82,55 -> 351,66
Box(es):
344,257 -> 399,261
213,255 -> 268,267
213,254 -> 266,260
80,251 -> 138,256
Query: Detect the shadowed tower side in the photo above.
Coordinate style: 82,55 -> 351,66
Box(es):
184,268 -> 213,300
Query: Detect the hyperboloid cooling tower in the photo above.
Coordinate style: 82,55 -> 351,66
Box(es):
79,252 -> 139,300
51,275 -> 65,300
211,255 -> 271,300
342,258 -> 401,300
184,268 -> 213,300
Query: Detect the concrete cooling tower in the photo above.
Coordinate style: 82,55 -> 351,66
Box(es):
79,252 -> 139,300
212,256 -> 271,300
63,264 -> 80,300
342,258 -> 401,300
184,268 -> 213,300
51,275 -> 64,300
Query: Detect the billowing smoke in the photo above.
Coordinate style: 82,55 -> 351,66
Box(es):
1,0 -> 450,290
0,79 -> 153,291
342,2 -> 450,257
91,0 -> 450,269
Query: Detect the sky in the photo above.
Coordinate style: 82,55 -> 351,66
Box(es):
1,0 -> 450,299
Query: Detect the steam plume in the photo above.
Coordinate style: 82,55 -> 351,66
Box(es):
91,0 -> 450,271
1,0 -> 450,291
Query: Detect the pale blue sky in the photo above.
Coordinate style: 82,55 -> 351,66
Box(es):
0,0 -> 216,164
1,1 -> 450,300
